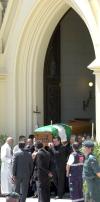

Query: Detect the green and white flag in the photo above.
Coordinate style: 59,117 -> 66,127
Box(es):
34,123 -> 71,142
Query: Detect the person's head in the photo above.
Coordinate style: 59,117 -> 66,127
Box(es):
28,134 -> 34,140
35,141 -> 43,151
52,136 -> 61,146
18,135 -> 26,149
70,135 -> 76,145
72,142 -> 79,152
77,135 -> 83,144
19,135 -> 26,143
6,137 -> 13,146
82,140 -> 94,156
26,138 -> 33,146
19,141 -> 26,149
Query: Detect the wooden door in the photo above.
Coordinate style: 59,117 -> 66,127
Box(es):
44,26 -> 61,125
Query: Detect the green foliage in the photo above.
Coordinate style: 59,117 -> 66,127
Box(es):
0,134 -> 7,148
93,142 -> 100,163
83,180 -> 88,194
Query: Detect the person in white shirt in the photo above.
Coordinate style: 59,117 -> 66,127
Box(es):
1,137 -> 14,194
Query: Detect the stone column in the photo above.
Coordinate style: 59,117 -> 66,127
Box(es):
0,2 -> 3,54
88,59 -> 100,142
95,70 -> 100,142
0,1 -> 3,28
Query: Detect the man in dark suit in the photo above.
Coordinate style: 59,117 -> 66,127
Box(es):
33,141 -> 52,202
12,141 -> 33,202
50,136 -> 68,199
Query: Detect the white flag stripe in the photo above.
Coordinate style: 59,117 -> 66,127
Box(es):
53,124 -> 67,142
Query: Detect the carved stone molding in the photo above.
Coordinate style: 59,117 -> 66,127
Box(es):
0,73 -> 7,80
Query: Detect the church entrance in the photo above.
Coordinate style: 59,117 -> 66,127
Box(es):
44,9 -> 95,127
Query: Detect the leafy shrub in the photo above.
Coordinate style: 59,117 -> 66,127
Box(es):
93,142 -> 100,163
0,134 -> 7,148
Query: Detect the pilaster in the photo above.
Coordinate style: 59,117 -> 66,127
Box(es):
0,1 -> 3,28
88,58 -> 100,142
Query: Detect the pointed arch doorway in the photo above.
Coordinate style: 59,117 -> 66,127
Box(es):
44,8 -> 95,126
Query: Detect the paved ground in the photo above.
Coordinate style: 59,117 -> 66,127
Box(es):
0,197 -> 72,202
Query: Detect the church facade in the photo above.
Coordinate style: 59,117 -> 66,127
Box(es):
0,0 -> 100,142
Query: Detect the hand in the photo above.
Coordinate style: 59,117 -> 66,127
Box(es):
32,151 -> 37,160
12,176 -> 16,183
48,172 -> 53,178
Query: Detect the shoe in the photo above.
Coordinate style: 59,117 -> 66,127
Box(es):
55,196 -> 62,199
32,194 -> 38,198
55,196 -> 59,199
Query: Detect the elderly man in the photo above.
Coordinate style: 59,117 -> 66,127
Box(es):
82,140 -> 100,202
1,136 -> 14,194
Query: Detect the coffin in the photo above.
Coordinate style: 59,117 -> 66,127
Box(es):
34,124 -> 72,146
68,119 -> 92,135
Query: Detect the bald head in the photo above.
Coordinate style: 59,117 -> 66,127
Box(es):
6,137 -> 13,146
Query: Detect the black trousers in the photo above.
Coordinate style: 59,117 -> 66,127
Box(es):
53,168 -> 66,198
15,177 -> 29,202
37,182 -> 50,202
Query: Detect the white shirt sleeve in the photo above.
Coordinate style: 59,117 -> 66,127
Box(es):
67,154 -> 74,166
1,143 -> 12,163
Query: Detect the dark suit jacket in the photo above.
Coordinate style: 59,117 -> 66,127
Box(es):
13,149 -> 33,180
50,144 -> 67,172
34,148 -> 51,186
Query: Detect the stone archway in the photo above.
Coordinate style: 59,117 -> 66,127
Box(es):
14,0 -> 96,136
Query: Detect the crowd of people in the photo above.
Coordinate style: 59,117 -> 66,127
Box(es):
1,133 -> 100,202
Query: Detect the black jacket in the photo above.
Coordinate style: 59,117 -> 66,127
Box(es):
33,148 -> 51,185
13,149 -> 33,179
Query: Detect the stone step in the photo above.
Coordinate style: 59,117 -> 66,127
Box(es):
0,198 -> 72,202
